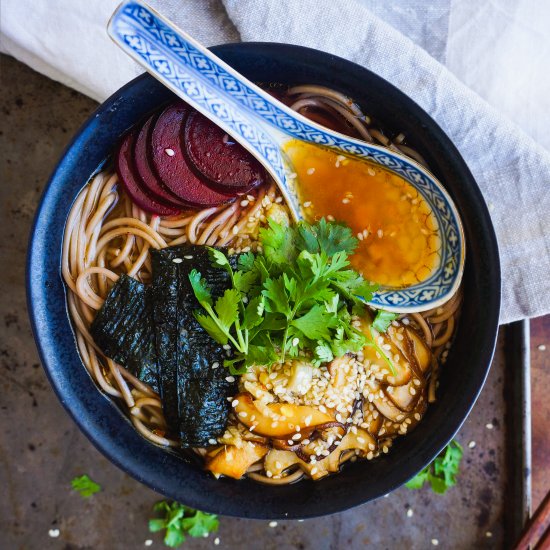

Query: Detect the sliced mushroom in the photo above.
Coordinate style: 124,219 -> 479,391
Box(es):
233,393 -> 334,439
205,442 -> 268,479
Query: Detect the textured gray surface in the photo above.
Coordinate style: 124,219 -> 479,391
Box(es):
0,53 -> 511,549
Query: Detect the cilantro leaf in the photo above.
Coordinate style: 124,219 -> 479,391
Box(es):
372,310 -> 399,333
405,440 -> 463,494
149,501 -> 219,548
188,270 -> 212,307
291,304 -> 337,340
259,218 -> 295,265
214,289 -> 240,331
71,474 -> 101,498
194,312 -> 229,345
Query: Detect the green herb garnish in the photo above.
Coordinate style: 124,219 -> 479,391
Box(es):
372,309 -> 399,333
189,218 -> 380,371
405,440 -> 463,493
149,501 -> 219,547
71,474 -> 101,498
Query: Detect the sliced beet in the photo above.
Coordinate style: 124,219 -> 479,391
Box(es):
134,113 -> 189,208
116,131 -> 181,217
184,110 -> 265,192
150,102 -> 235,208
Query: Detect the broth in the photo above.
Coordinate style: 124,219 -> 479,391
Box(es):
286,140 -> 441,287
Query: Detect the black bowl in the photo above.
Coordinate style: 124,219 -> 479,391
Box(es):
27,43 -> 500,519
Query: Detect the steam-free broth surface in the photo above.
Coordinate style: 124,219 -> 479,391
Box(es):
286,140 -> 441,287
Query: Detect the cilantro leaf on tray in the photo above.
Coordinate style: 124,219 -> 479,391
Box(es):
71,474 -> 101,498
405,440 -> 464,494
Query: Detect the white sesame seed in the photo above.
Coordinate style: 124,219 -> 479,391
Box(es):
223,344 -> 231,350
172,258 -> 183,264
431,539 -> 439,546
310,466 -> 319,475
214,537 -> 220,545
240,200 -> 249,207
208,438 -> 217,445
307,168 -> 315,175
407,508 -> 414,518
357,437 -> 366,444
232,225 -> 239,235
226,376 -> 236,383
414,413 -> 421,421
486,423 -> 494,430
275,461 -> 282,469
269,521 -> 278,527
212,362 -> 220,369
292,433 -> 302,441
377,229 -> 383,238
382,445 -> 389,453
165,148 -> 175,156
239,411 -> 247,418
292,337 -> 300,347
485,531 -> 493,538
342,198 -> 350,204
357,233 -> 364,241
184,255 -> 193,259
145,540 -> 153,547
538,344 -> 546,351
468,440 -> 476,449
48,529 -> 60,538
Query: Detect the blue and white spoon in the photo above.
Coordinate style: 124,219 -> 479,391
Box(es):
108,0 -> 465,313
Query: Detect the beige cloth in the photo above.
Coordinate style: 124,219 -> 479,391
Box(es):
1,0 -> 549,323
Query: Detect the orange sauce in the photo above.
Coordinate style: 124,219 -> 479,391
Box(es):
285,140 -> 440,288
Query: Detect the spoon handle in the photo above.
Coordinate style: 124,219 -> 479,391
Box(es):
108,0 -> 291,182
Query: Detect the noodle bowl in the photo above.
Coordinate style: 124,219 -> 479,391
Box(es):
62,85 -> 461,484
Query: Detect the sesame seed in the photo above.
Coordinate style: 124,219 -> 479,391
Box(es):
212,362 -> 219,369
271,421 -> 279,428
292,337 -> 300,347
377,229 -> 384,238
231,399 -> 239,407
303,201 -> 312,208
357,233 -> 364,240
48,529 -> 60,538
184,255 -> 193,259
431,539 -> 439,546
357,437 -> 365,444
327,215 -> 335,221
240,200 -> 249,207
367,451 -> 374,460
226,376 -> 236,383
275,196 -> 283,203
414,413 -> 421,421
214,537 -> 220,545
165,148 -> 175,156
223,344 -> 231,350
239,411 -> 247,418
232,225 -> 239,234
307,168 -> 315,175
468,441 -> 476,449
292,433 -> 302,441
382,445 -> 389,453
538,344 -> 546,351
269,521 -> 278,527
172,258 -> 183,264
145,541 -> 153,547
342,198 -> 350,204
287,439 -> 294,445
485,531 -> 493,538
407,508 -> 414,518
367,167 -> 376,176
275,461 -> 282,469
409,387 -> 417,396
486,423 -> 494,430
208,438 -> 217,445
310,466 -> 319,475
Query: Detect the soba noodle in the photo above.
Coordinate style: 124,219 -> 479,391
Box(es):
62,85 -> 461,484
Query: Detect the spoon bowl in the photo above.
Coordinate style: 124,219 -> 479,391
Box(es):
108,0 -> 465,312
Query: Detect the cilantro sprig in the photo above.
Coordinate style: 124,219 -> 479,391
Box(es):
149,501 -> 219,547
405,440 -> 463,493
71,474 -> 101,498
189,218 -> 379,371
372,310 -> 399,333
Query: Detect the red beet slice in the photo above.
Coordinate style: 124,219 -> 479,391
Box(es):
185,110 -> 265,192
134,113 -> 189,208
116,131 -> 181,217
150,102 -> 235,208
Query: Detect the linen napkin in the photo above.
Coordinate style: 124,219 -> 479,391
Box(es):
1,0 -> 549,324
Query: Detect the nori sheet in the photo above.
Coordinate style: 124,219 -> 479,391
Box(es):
90,274 -> 159,393
151,245 -> 238,447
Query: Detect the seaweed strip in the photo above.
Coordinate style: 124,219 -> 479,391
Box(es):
151,245 -> 238,447
90,274 -> 158,393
